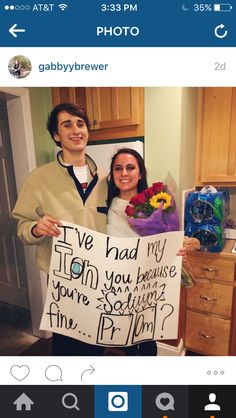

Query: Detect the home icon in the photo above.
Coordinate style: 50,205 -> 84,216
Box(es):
13,393 -> 34,411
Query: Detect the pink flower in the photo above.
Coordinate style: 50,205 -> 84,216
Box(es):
152,182 -> 164,194
144,186 -> 154,198
130,191 -> 147,206
125,205 -> 136,217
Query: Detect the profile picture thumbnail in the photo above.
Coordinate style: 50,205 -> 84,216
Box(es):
8,55 -> 32,79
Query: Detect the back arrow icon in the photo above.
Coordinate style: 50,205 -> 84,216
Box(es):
9,24 -> 26,38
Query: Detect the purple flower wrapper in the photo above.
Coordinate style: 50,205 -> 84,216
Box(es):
127,203 -> 180,236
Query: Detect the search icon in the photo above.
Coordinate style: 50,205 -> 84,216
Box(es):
62,393 -> 80,411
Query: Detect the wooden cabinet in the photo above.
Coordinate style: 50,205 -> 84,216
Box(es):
52,87 -> 144,141
185,241 -> 236,355
52,87 -> 82,105
186,311 -> 231,355
85,88 -> 140,129
195,87 -> 236,186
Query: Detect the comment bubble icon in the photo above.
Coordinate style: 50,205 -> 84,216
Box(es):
155,392 -> 175,411
45,365 -> 63,382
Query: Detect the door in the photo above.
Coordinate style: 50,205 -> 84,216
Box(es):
0,88 -> 51,338
196,87 -> 236,184
0,98 -> 29,308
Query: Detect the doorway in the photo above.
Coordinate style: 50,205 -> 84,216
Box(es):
0,96 -> 29,308
0,88 -> 50,355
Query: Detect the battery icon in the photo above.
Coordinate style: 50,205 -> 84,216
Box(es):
213,3 -> 232,11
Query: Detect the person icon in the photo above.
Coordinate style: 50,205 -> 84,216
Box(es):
204,393 -> 221,411
12,59 -> 21,77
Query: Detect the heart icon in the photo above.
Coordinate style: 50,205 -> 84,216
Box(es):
10,365 -> 30,381
160,397 -> 170,407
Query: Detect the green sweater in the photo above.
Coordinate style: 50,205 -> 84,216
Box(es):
12,152 -> 108,273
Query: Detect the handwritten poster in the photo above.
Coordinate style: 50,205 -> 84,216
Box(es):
40,222 -> 183,346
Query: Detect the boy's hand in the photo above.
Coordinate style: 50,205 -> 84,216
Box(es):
33,215 -> 63,237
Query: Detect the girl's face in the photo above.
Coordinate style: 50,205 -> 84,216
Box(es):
112,153 -> 141,199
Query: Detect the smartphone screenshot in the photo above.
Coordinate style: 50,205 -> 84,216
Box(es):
0,1 -> 236,417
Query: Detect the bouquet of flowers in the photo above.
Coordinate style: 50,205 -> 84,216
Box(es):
125,182 -> 180,236
125,182 -> 197,288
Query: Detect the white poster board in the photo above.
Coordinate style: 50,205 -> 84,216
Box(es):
40,222 -> 183,346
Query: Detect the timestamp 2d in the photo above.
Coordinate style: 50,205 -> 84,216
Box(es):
101,3 -> 138,12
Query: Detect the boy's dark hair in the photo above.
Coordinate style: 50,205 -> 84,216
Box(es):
47,103 -> 91,147
107,147 -> 148,208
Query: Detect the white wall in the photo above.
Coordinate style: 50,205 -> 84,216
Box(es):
144,87 -> 198,220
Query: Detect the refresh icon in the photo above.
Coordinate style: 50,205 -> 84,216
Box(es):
214,24 -> 228,39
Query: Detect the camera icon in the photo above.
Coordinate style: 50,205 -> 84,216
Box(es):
108,392 -> 128,412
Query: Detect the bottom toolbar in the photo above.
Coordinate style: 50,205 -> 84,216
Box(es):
1,385 -> 234,417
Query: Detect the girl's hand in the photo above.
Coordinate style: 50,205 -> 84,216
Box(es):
177,246 -> 188,262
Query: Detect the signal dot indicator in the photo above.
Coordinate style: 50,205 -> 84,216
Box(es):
4,5 -> 15,10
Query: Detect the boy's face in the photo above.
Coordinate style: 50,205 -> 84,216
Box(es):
54,111 -> 89,154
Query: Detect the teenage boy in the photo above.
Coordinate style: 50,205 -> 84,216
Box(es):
12,102 -> 108,355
